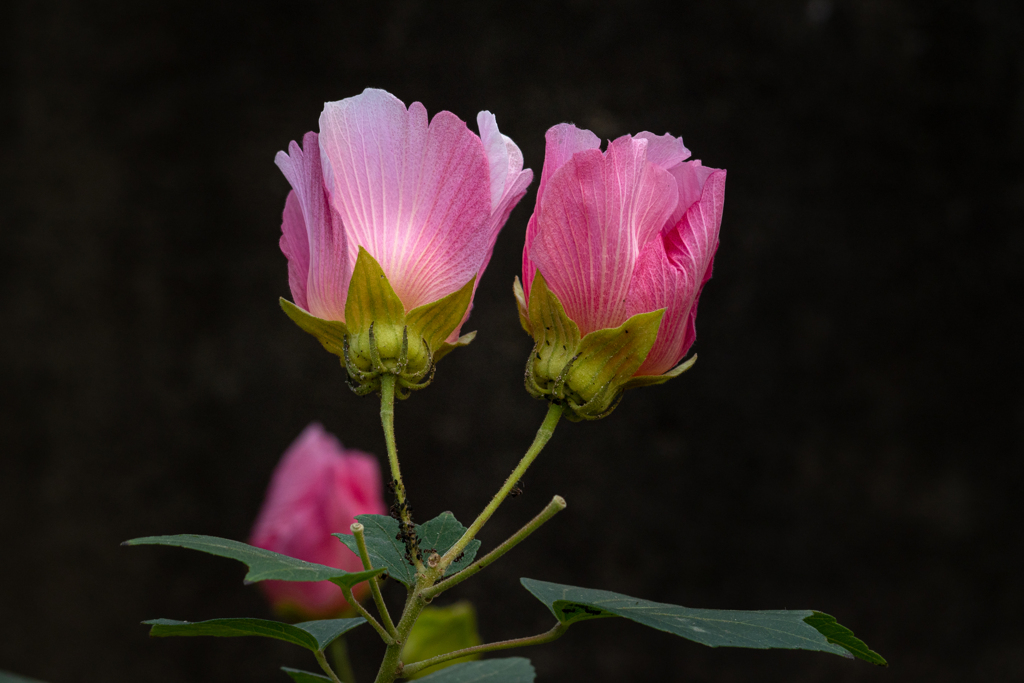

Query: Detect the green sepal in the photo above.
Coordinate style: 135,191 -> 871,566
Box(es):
524,271 -> 581,398
520,578 -> 884,664
335,512 -> 481,588
402,601 -> 482,679
407,276 -> 475,357
345,247 -> 414,372
512,276 -> 531,334
433,330 -> 477,364
416,659 -> 535,683
621,353 -> 697,390
564,308 -> 665,420
279,298 -> 348,359
123,534 -> 383,587
143,617 -> 364,653
281,668 -> 332,683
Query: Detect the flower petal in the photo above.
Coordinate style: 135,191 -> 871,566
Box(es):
529,135 -> 678,335
625,238 -> 695,376
279,191 -> 310,311
634,131 -> 691,170
667,160 -> 718,234
318,89 -> 492,310
665,168 -> 726,358
275,132 -> 349,321
523,124 -> 602,298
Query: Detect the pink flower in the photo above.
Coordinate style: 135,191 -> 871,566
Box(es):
276,88 -> 533,341
522,124 -> 725,378
250,423 -> 386,620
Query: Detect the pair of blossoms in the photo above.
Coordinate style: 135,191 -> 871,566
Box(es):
253,88 -> 726,618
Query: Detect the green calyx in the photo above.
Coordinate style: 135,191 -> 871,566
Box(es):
516,271 -> 696,420
281,247 -> 476,398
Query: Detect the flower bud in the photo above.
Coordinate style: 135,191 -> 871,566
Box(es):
249,423 -> 386,620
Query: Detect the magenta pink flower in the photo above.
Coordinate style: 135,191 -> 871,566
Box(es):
522,124 -> 725,378
277,88 -> 533,341
250,423 -> 385,620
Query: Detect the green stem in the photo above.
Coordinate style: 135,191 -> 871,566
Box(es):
341,584 -> 394,644
352,522 -> 398,637
315,648 -> 344,683
379,374 -> 424,574
423,495 -> 567,600
330,636 -> 358,683
401,622 -> 570,677
436,402 -> 563,575
372,589 -> 430,683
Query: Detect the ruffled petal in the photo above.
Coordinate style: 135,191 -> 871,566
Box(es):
665,168 -> 726,356
278,191 -> 310,311
529,135 -> 678,334
667,160 -> 717,234
318,89 -> 493,310
274,132 -> 349,321
634,131 -> 691,170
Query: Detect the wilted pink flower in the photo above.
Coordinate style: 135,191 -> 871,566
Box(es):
250,423 -> 386,620
523,124 -> 725,377
276,88 -> 533,340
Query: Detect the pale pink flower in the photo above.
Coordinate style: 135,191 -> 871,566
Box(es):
277,88 -> 532,340
523,124 -> 725,377
250,423 -> 385,620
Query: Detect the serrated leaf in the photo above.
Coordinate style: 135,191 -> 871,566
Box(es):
804,611 -> 887,665
281,668 -> 331,683
520,579 -> 882,664
279,298 -> 349,359
0,671 -> 47,683
415,658 -> 534,683
124,534 -> 383,588
407,276 -> 475,357
144,617 -> 364,652
334,512 -> 481,588
403,602 -> 482,679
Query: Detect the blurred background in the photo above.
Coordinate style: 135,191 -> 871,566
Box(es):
2,0 -> 1022,681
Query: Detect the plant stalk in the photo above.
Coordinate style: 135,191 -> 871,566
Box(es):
401,622 -> 570,677
436,402 -> 563,575
380,373 -> 424,574
352,522 -> 398,637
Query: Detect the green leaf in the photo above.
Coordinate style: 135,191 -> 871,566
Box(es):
512,276 -> 530,335
144,617 -> 364,652
804,611 -> 888,665
281,668 -> 331,683
279,298 -> 349,359
402,602 -> 482,679
415,658 -> 534,683
345,247 -> 406,336
0,671 -> 48,683
334,512 -> 482,588
433,330 -> 477,364
124,534 -> 383,588
406,276 -> 475,357
520,579 -> 883,664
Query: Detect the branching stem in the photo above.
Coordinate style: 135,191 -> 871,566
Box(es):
352,522 -> 397,637
401,622 -> 571,677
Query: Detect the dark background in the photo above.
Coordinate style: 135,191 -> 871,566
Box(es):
2,0 -> 1022,681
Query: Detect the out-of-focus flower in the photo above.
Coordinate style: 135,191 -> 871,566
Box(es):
517,124 -> 725,420
250,423 -> 386,620
276,88 -> 533,396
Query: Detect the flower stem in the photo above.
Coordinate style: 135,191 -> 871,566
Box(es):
352,522 -> 397,637
341,585 -> 394,644
401,622 -> 570,677
437,402 -> 563,574
315,648 -> 344,683
330,636 -> 358,683
423,495 -> 566,600
379,373 -> 424,573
